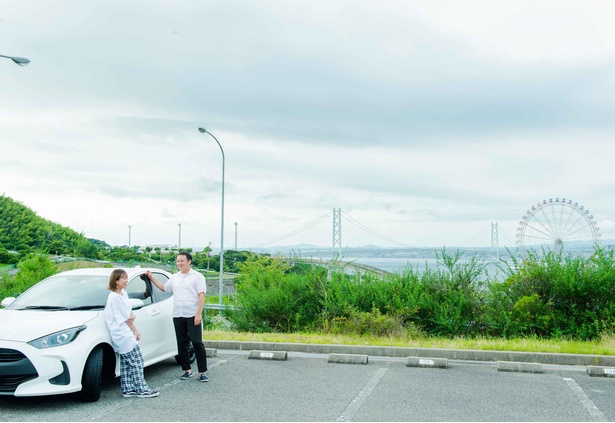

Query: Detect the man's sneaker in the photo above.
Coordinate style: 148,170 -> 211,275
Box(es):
180,371 -> 192,380
199,374 -> 209,382
137,390 -> 159,398
122,391 -> 138,398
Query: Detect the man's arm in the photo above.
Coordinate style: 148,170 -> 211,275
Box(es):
194,292 -> 205,326
145,270 -> 166,291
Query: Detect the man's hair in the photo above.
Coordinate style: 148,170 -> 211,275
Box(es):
178,251 -> 192,262
108,268 -> 128,291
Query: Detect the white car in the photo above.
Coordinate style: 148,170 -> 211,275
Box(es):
0,267 -> 186,401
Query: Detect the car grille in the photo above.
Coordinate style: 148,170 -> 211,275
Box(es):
0,348 -> 26,362
0,348 -> 38,394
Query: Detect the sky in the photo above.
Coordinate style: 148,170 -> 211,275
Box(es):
1,0 -> 614,251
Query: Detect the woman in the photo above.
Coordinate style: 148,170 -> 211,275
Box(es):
104,269 -> 159,398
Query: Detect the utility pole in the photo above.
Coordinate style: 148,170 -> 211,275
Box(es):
234,222 -> 238,250
128,225 -> 132,248
178,223 -> 182,250
207,241 -> 212,271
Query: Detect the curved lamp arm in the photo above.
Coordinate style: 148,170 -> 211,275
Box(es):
198,127 -> 225,313
0,54 -> 30,67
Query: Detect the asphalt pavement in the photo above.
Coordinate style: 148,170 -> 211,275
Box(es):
1,343 -> 614,422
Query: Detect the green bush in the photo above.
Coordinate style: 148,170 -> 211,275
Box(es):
330,307 -> 417,338
0,255 -> 58,301
227,256 -> 322,332
224,247 -> 615,341
482,248 -> 615,340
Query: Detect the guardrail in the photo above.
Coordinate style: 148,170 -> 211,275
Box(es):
204,303 -> 237,311
0,264 -> 16,274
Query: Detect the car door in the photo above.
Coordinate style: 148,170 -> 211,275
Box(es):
148,271 -> 176,358
125,273 -> 161,360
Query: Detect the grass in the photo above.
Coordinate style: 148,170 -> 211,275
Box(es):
55,260 -> 104,272
203,329 -> 615,356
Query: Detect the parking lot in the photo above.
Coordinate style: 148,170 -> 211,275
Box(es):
1,349 -> 614,422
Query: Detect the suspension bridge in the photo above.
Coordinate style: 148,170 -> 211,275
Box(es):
248,208 -> 518,263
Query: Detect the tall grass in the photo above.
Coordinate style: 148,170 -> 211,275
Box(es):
223,247 -> 615,342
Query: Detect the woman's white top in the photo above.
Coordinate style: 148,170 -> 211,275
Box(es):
104,290 -> 137,354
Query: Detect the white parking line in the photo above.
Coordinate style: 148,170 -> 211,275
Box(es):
336,366 -> 389,422
563,377 -> 607,422
158,359 -> 228,391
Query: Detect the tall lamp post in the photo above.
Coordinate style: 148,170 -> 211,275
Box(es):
0,54 -> 30,66
198,127 -> 225,313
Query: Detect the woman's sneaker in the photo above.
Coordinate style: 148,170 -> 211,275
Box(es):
137,390 -> 159,398
122,391 -> 138,398
180,371 -> 192,380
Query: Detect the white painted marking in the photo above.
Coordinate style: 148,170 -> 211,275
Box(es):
563,377 -> 607,422
419,359 -> 435,366
260,352 -> 274,358
604,368 -> 615,375
336,367 -> 389,422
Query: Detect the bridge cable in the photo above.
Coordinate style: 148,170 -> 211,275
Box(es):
252,210 -> 333,248
498,226 -> 518,246
453,224 -> 491,248
341,211 -> 412,248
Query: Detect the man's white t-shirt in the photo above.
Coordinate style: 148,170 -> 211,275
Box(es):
163,269 -> 207,318
104,290 -> 137,354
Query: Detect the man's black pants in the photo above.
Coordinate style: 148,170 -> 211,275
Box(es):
173,317 -> 208,373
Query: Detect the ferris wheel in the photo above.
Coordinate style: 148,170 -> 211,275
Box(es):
516,198 -> 601,255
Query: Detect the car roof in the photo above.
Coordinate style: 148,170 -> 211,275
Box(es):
51,267 -> 172,278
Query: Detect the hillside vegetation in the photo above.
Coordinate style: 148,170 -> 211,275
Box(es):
0,195 -> 95,260
0,195 -> 261,273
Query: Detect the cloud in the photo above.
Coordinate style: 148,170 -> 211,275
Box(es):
2,0 -> 614,249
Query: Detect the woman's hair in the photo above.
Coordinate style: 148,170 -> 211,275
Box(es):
108,269 -> 128,291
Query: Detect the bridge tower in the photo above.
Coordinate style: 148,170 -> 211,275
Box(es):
491,222 -> 499,262
332,208 -> 342,256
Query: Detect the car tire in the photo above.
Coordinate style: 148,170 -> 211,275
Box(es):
174,342 -> 196,365
80,346 -> 103,402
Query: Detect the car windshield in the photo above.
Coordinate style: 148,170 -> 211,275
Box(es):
6,274 -> 110,310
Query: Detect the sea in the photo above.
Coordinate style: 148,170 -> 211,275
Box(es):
263,246 -> 514,281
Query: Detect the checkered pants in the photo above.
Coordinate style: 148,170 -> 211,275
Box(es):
120,344 -> 150,395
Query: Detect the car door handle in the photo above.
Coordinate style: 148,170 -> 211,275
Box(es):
150,309 -> 160,316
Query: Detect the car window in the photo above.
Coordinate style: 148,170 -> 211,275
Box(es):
126,274 -> 153,305
5,274 -> 109,309
150,272 -> 172,302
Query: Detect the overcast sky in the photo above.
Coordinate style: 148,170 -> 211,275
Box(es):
1,0 -> 614,251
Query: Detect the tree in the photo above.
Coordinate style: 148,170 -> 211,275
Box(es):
203,244 -> 212,271
76,240 -> 98,259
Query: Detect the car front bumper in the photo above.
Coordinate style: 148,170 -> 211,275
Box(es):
0,339 -> 89,397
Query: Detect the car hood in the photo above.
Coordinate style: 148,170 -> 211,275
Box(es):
0,309 -> 100,342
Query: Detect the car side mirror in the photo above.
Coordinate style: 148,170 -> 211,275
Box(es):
1,297 -> 15,308
129,298 -> 145,310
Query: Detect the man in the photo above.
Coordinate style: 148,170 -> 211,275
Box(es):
146,252 -> 209,382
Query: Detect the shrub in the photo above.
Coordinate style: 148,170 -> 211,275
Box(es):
483,247 -> 615,340
224,247 -> 615,341
0,255 -> 58,301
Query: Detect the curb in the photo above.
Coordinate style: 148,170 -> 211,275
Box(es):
497,361 -> 543,373
204,340 -> 615,366
328,353 -> 368,365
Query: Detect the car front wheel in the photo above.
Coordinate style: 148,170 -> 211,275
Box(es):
80,346 -> 103,402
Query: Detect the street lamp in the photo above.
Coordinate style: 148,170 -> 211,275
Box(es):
0,54 -> 30,66
198,127 -> 225,313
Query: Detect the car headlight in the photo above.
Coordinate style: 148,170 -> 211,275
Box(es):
28,325 -> 87,349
